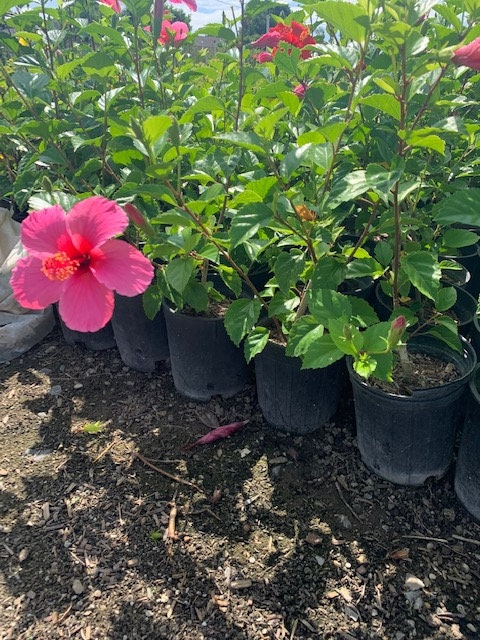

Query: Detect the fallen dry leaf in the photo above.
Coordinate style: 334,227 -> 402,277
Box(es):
389,548 -> 410,560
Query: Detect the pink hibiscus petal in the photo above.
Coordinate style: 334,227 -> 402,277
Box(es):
66,197 -> 128,254
169,0 -> 197,11
89,239 -> 154,296
59,270 -> 114,332
183,420 -> 248,450
20,205 -> 72,258
10,256 -> 65,309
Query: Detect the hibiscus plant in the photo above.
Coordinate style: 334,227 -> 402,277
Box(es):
3,0 -> 480,381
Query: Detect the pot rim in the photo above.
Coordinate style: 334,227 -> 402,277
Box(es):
347,334 -> 477,399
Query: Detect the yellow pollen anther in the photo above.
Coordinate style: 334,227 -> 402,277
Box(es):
41,252 -> 79,281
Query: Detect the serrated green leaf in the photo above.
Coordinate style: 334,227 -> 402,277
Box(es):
301,333 -> 344,369
224,298 -> 261,346
432,190 -> 480,227
313,1 -> 370,44
442,228 -> 479,249
360,94 -> 400,120
244,327 -> 269,362
142,284 -> 163,320
165,257 -> 195,294
308,289 -> 352,325
183,281 -> 209,312
274,251 -> 305,295
435,286 -> 457,312
311,256 -> 345,290
285,316 -> 325,358
403,251 -> 441,300
230,203 -> 274,247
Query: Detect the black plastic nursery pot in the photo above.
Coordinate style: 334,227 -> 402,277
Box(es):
471,314 -> 480,359
454,366 -> 480,521
162,303 -> 247,401
111,293 -> 169,373
445,244 -> 480,299
56,307 -> 116,351
347,335 -> 477,486
254,339 -> 344,434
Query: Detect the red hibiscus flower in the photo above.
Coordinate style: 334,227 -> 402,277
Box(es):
252,21 -> 316,61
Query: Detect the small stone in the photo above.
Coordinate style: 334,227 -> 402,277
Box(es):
126,558 -> 138,567
338,514 -> 352,529
467,623 -> 477,633
0,468 -> 8,476
73,382 -> 83,389
405,575 -> 425,591
93,590 -> 102,598
18,548 -> 29,562
230,579 -> 252,590
72,578 -> 84,595
50,385 -> 62,396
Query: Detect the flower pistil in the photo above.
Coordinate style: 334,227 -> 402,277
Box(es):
41,251 -> 80,281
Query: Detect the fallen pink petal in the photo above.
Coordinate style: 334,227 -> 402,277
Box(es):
183,420 -> 248,450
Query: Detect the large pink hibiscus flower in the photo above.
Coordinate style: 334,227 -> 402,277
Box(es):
11,197 -> 154,332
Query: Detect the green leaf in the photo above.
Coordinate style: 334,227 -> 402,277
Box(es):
230,203 -> 274,247
142,284 -> 162,320
349,297 -> 379,327
365,163 -> 405,204
308,289 -> 352,325
403,251 -> 441,300
313,1 -> 370,44
311,256 -> 346,290
405,131 -> 445,155
328,170 -> 368,208
217,132 -> 267,156
244,327 -> 269,362
432,190 -> 480,227
361,322 -> 391,352
143,115 -> 172,146
224,298 -> 261,346
301,333 -> 345,370
442,228 -> 479,249
80,52 -> 115,78
328,319 -> 362,356
183,281 -> 209,313
426,319 -> 462,352
375,241 -> 394,267
435,286 -> 457,312
274,251 -> 305,295
360,94 -> 400,120
0,0 -> 30,14
165,257 -> 195,294
180,96 -> 225,122
217,267 -> 242,298
285,316 -> 325,358
82,421 -> 105,434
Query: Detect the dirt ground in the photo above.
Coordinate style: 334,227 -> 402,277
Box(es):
1,325 -> 480,640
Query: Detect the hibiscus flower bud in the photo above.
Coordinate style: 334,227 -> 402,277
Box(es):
293,82 -> 309,99
254,52 -> 274,64
387,315 -> 407,349
452,37 -> 480,71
